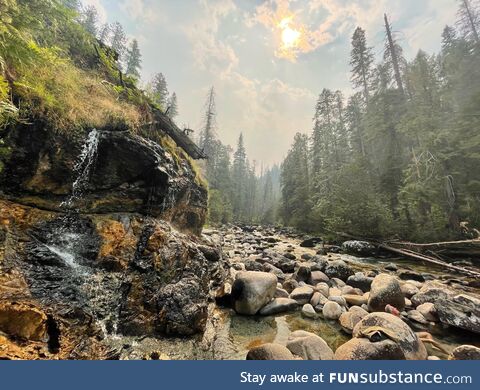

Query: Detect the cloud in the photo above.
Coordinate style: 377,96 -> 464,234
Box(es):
81,0 -> 108,24
246,0 -> 392,61
119,0 -> 162,24
183,0 -> 239,74
213,70 -> 315,165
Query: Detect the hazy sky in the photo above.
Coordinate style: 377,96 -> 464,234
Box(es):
83,0 -> 458,166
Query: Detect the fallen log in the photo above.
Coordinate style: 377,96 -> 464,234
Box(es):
325,229 -> 480,278
386,239 -> 480,258
378,243 -> 480,278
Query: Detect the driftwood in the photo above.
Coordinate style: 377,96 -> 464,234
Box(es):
329,229 -> 480,278
386,239 -> 480,258
378,243 -> 480,278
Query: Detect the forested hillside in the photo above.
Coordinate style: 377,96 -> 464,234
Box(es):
280,2 -> 480,241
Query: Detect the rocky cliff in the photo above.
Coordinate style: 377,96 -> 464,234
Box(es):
0,124 -> 226,360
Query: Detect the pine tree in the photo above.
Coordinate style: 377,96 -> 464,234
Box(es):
110,22 -> 127,66
99,23 -> 111,44
167,92 -> 179,119
150,73 -> 169,109
350,27 -> 375,103
232,133 -> 248,220
80,5 -> 98,37
346,93 -> 366,157
281,133 -> 311,228
457,0 -> 480,44
125,39 -> 142,79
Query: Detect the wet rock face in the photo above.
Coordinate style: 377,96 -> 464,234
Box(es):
0,200 -> 226,358
0,128 -> 207,233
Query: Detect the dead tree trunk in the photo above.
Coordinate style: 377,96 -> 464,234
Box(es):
384,14 -> 405,95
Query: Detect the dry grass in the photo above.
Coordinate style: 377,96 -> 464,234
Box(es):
13,43 -> 141,132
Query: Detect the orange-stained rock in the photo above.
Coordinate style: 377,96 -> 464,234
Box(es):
95,218 -> 137,270
0,301 -> 47,341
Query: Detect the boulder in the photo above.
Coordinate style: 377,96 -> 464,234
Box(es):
290,286 -> 314,305
263,263 -> 285,279
368,274 -> 405,312
232,272 -> 277,315
309,270 -> 329,285
328,296 -> 347,307
342,241 -> 376,256
324,260 -> 354,281
335,338 -> 405,360
339,306 -> 368,334
286,330 -> 334,360
323,301 -> 343,320
259,298 -> 299,316
293,265 -> 311,283
301,304 -> 318,319
384,263 -> 398,271
411,282 -> 453,307
416,303 -> 437,322
275,288 -> 290,298
398,271 -> 425,282
246,343 -> 296,360
315,282 -> 330,298
435,298 -> 480,334
310,292 -> 328,307
407,310 -> 429,325
282,279 -> 299,293
353,312 -> 428,360
449,345 -> 480,360
300,237 -> 322,248
343,294 -> 368,306
401,282 -> 420,298
347,273 -> 374,292
0,302 -> 47,341
311,256 -> 328,271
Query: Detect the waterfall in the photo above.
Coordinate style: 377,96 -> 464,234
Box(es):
39,129 -> 122,336
61,129 -> 100,210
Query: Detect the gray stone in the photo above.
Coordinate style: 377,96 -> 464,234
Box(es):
246,343 -> 296,360
449,345 -> 480,360
324,260 -> 354,281
353,312 -> 428,360
347,273 -> 374,292
368,274 -> 405,312
435,298 -> 480,334
309,270 -> 329,285
342,241 -> 376,256
301,304 -> 318,319
290,286 -> 314,304
286,330 -> 334,360
310,291 -> 328,307
335,338 -> 405,360
232,271 -> 277,315
259,298 -> 299,316
339,306 -> 368,334
416,303 -> 437,322
323,301 -> 343,320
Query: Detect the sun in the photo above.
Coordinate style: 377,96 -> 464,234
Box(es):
278,17 -> 301,51
282,25 -> 301,48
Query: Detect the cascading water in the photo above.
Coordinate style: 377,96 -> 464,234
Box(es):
61,129 -> 100,210
40,129 -> 123,336
43,129 -> 100,271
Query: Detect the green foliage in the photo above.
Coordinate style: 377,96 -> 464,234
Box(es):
281,4 -> 480,242
208,189 -> 233,224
